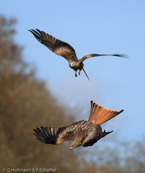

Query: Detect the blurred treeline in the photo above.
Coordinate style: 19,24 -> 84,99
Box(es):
0,14 -> 145,173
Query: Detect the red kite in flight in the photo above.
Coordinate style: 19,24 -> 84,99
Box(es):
33,101 -> 124,149
29,29 -> 126,80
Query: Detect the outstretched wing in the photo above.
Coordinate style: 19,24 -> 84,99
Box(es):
78,53 -> 127,64
33,120 -> 84,145
33,126 -> 66,144
29,29 -> 78,63
88,100 -> 124,125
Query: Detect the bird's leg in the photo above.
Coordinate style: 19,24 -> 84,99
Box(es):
78,70 -> 81,75
75,72 -> 77,77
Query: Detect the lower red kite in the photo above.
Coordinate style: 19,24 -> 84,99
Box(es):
33,101 -> 124,149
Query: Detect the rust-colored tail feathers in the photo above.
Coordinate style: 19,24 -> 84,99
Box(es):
88,101 -> 124,125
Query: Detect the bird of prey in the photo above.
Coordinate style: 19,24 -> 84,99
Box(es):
29,29 -> 126,80
33,101 -> 124,150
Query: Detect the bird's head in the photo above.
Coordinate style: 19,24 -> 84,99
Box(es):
69,61 -> 77,68
70,140 -> 81,150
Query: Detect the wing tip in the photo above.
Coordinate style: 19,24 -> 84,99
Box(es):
113,54 -> 129,59
33,126 -> 49,144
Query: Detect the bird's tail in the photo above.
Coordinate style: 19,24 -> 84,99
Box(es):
88,101 -> 124,125
83,68 -> 90,81
33,126 -> 66,144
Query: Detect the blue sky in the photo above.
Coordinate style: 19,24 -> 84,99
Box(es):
1,0 -> 145,141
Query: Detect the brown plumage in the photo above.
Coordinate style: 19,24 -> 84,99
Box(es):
33,101 -> 124,149
29,29 -> 126,80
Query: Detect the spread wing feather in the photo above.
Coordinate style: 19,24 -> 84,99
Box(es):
33,126 -> 67,144
78,53 -> 126,64
33,120 -> 84,145
29,29 -> 77,62
88,100 -> 124,125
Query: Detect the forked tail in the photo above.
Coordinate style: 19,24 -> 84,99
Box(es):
88,101 -> 124,125
83,68 -> 90,81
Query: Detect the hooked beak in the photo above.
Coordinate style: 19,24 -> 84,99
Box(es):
70,146 -> 73,150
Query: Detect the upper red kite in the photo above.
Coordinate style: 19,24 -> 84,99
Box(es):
29,29 -> 126,80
